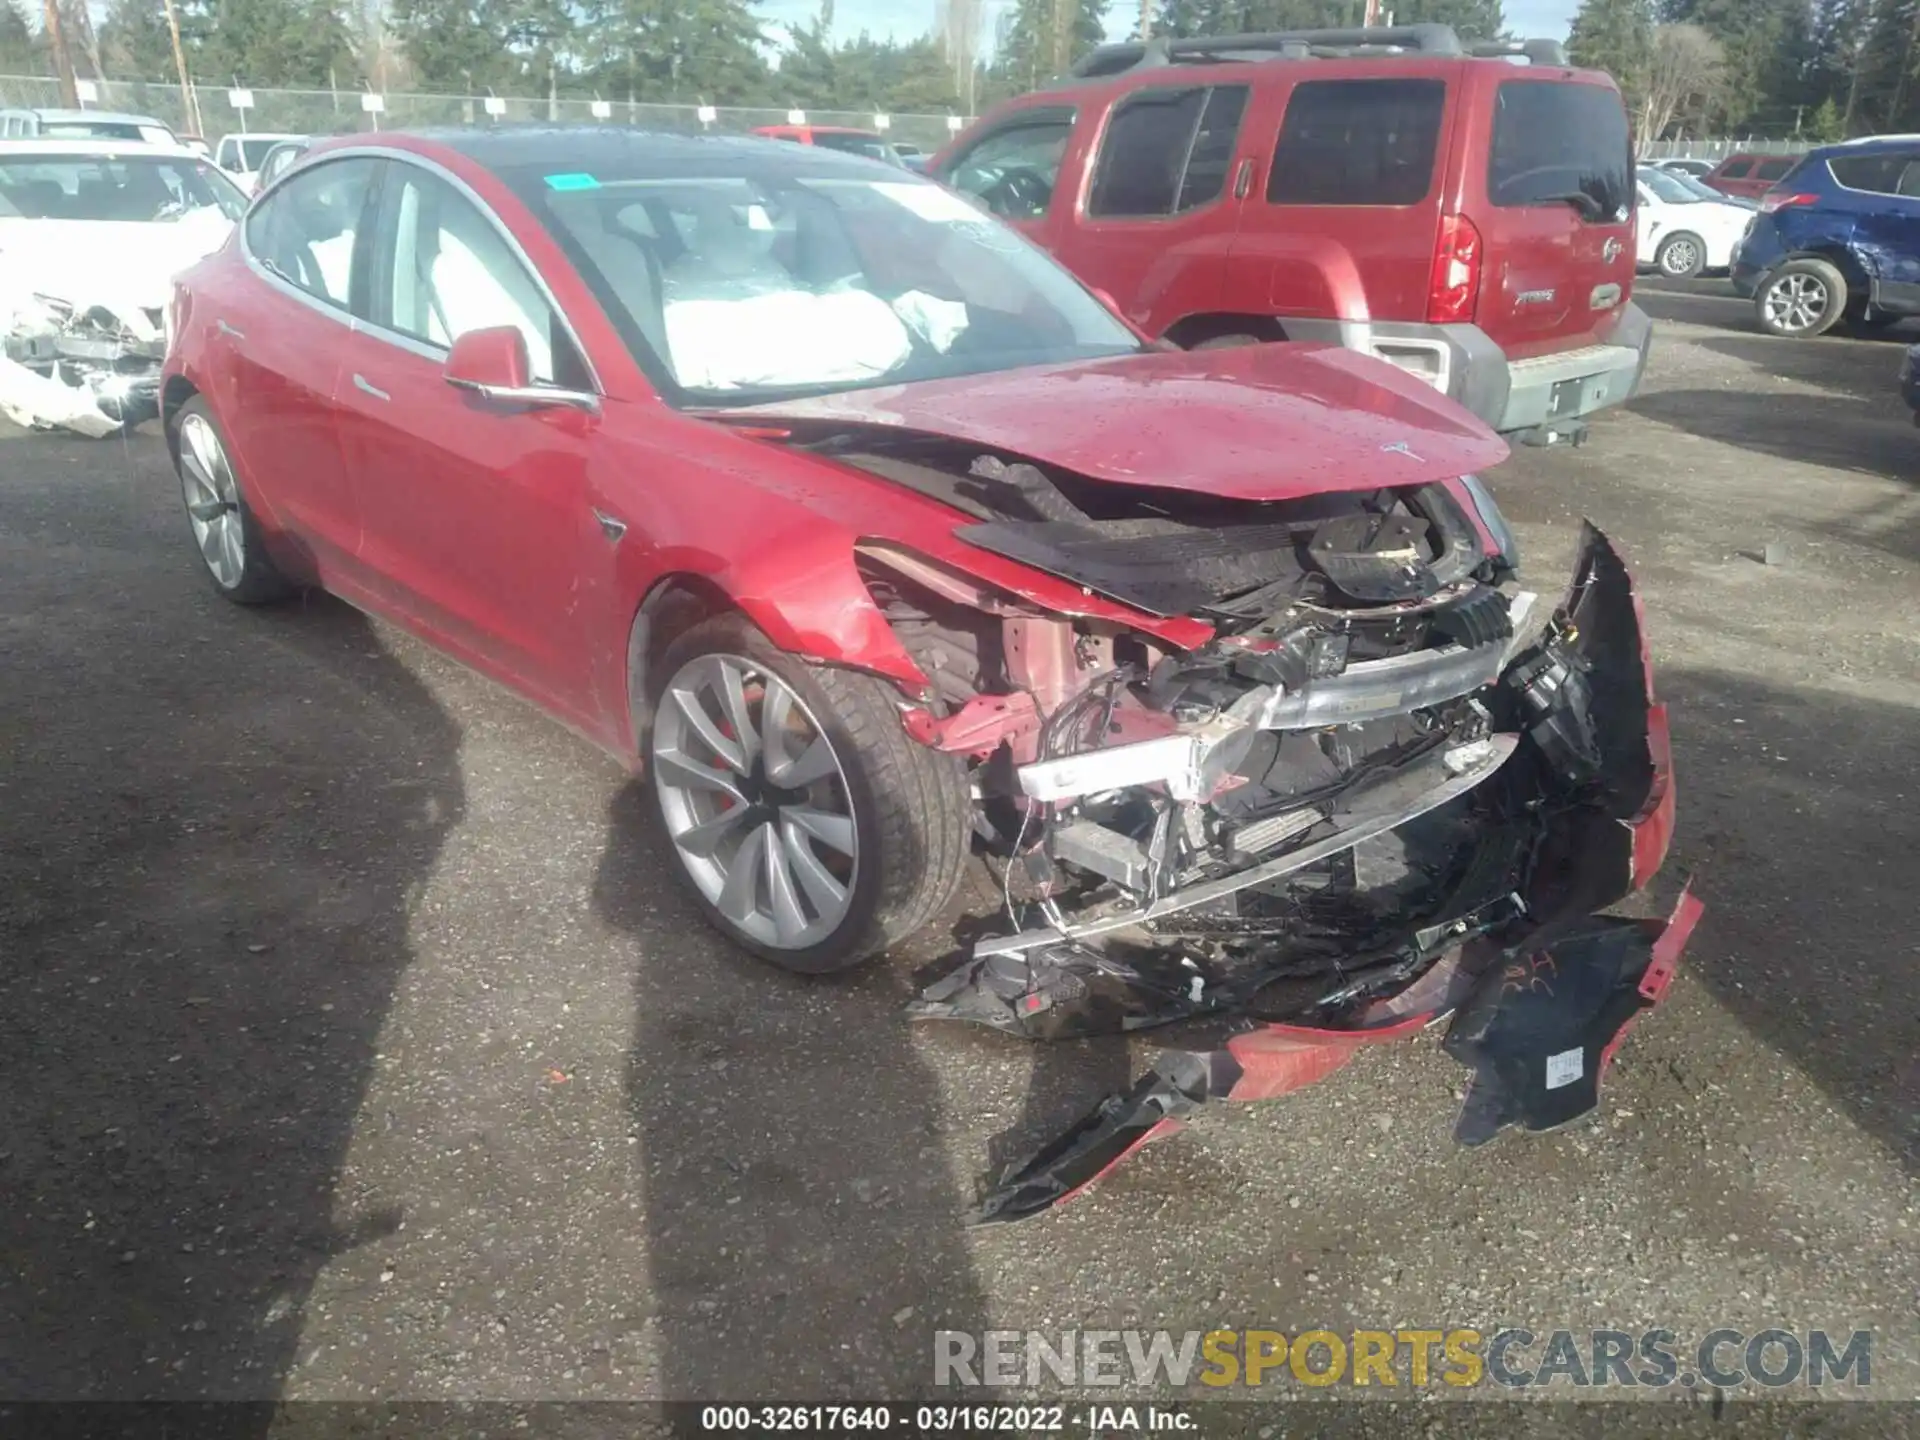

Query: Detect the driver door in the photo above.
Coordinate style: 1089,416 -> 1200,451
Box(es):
936,106 -> 1079,248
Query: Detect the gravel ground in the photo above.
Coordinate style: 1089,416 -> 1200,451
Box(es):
1,279 -> 1915,1433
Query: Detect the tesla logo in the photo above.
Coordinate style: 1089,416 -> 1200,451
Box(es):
1603,237 -> 1624,263
1380,441 -> 1423,461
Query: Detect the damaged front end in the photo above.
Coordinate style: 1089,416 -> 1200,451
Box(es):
1,293 -> 166,437
842,449 -> 1690,1220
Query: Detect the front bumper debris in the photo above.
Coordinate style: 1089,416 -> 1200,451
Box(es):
911,523 -> 1696,1221
1,293 -> 165,437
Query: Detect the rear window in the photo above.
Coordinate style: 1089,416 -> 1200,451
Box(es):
1827,151 -> 1920,196
1754,158 -> 1794,182
1717,158 -> 1753,178
1089,85 -> 1248,217
1488,80 -> 1632,222
1267,79 -> 1445,206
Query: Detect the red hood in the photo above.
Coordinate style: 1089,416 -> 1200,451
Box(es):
725,343 -> 1509,501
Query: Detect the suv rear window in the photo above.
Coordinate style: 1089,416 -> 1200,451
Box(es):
1488,80 -> 1632,222
1754,158 -> 1794,182
1267,79 -> 1445,206
1088,85 -> 1248,217
1717,159 -> 1753,178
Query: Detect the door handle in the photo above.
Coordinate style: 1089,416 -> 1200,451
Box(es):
216,318 -> 245,340
1232,158 -> 1253,201
352,373 -> 391,402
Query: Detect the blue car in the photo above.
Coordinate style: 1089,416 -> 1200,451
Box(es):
1730,137 -> 1920,338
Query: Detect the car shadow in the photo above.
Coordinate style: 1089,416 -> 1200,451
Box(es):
0,430 -> 464,1401
1660,665 -> 1918,1176
594,785 -> 990,1402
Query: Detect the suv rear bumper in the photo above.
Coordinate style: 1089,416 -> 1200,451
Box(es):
1282,303 -> 1653,439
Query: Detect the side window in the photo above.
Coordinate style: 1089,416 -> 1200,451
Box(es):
1177,87 -> 1249,211
1824,153 -> 1920,194
1269,79 -> 1445,206
244,157 -> 378,310
1718,159 -> 1752,179
374,166 -> 575,386
943,112 -> 1075,220
1089,87 -> 1207,217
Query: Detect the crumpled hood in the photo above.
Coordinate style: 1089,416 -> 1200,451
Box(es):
0,210 -> 234,317
725,342 -> 1510,501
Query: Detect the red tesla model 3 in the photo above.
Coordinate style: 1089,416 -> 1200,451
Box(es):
162,128 -> 1690,1200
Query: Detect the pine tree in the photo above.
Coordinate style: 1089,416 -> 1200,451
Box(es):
1568,0 -> 1655,114
1,0 -> 40,75
98,0 -> 179,82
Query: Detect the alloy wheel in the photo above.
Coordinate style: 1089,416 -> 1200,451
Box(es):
1660,238 -> 1700,275
1763,273 -> 1830,334
652,653 -> 859,950
178,413 -> 246,589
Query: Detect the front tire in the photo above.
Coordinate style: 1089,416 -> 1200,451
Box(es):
1655,231 -> 1706,279
170,396 -> 295,604
1756,258 -> 1847,338
646,613 -> 971,974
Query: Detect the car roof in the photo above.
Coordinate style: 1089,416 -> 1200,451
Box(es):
0,137 -> 207,160
1819,135 -> 1920,154
7,108 -> 173,126
224,131 -> 305,143
333,125 -> 901,179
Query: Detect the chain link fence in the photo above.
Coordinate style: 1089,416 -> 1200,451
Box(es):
0,75 -> 972,152
1639,137 -> 1816,161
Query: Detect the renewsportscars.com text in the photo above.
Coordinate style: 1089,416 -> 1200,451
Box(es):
934,1328 -> 1873,1390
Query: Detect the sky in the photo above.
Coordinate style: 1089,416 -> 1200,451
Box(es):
756,0 -> 1580,50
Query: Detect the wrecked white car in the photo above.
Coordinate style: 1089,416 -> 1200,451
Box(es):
0,141 -> 245,436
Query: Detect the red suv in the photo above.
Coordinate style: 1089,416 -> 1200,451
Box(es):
931,25 -> 1650,446
1701,151 -> 1799,201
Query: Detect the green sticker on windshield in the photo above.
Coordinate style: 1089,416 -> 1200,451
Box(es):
544,172 -> 601,192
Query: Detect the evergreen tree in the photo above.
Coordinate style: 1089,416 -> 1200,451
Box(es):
1,0 -> 40,76
1568,0 -> 1655,115
99,0 -> 179,82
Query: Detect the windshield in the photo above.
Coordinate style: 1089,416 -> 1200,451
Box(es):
809,132 -> 898,163
0,154 -> 247,222
1668,170 -> 1732,202
234,136 -> 281,170
523,169 -> 1142,404
1637,167 -> 1702,203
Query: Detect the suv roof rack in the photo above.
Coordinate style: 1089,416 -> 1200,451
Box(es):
1066,26 -> 1568,81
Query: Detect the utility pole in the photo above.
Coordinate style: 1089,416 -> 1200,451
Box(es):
1363,0 -> 1381,25
41,0 -> 79,107
1139,0 -> 1152,42
160,0 -> 201,137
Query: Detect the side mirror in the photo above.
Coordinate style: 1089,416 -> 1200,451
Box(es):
1089,287 -> 1155,345
443,325 -> 598,413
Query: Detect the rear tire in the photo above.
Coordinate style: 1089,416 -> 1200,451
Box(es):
170,396 -> 296,605
646,613 -> 972,974
1755,258 -> 1846,338
1655,231 -> 1706,279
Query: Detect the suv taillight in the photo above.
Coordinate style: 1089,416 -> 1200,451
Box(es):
1427,214 -> 1482,325
1760,191 -> 1817,213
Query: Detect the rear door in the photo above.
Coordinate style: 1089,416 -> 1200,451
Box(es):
213,154 -> 380,578
1471,74 -> 1636,360
1746,155 -> 1796,200
1233,71 -> 1454,323
1827,149 -> 1920,310
1047,82 -> 1252,335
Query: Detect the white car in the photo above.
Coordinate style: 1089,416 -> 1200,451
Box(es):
214,132 -> 304,193
0,139 -> 247,434
1635,165 -> 1755,278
